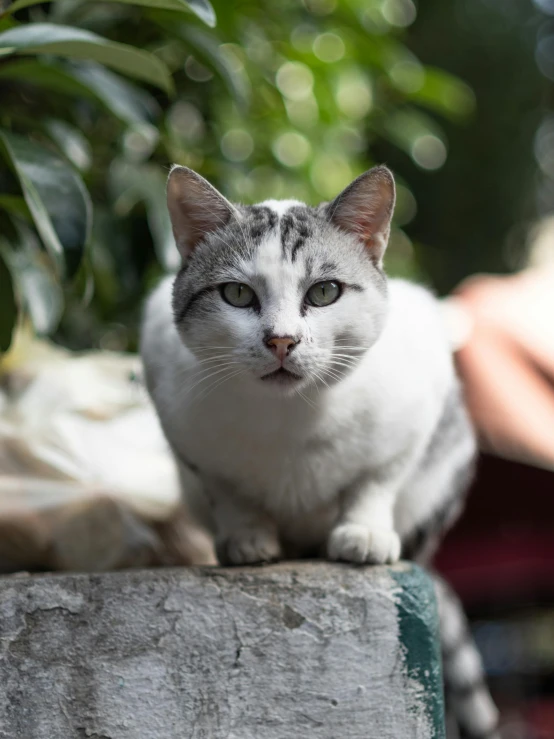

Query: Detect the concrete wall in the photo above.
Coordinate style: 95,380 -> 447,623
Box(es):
0,562 -> 445,739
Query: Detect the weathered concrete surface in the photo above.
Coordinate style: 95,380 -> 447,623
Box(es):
0,562 -> 445,739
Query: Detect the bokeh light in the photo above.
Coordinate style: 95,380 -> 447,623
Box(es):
285,98 -> 320,128
335,69 -> 373,119
276,62 -> 315,101
411,135 -> 447,170
272,132 -> 312,168
184,56 -> 213,82
167,102 -> 205,143
302,0 -> 337,15
220,129 -> 254,162
389,60 -> 425,94
313,32 -> 346,63
310,153 -> 353,197
381,0 -> 417,28
394,184 -> 418,226
291,25 -> 317,53
123,124 -> 159,163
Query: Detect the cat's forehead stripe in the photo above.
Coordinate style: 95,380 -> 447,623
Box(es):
244,206 -> 278,241
281,206 -> 316,262
242,199 -> 319,264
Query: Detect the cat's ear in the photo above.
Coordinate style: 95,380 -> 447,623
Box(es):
167,165 -> 237,259
326,165 -> 395,263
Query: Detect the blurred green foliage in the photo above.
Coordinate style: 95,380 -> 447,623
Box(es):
0,0 -> 548,352
386,0 -> 549,294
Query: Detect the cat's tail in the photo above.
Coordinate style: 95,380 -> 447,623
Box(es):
433,574 -> 501,739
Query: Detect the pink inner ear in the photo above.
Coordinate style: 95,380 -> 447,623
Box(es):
185,189 -> 226,233
167,167 -> 235,258
329,167 -> 395,259
339,191 -> 385,240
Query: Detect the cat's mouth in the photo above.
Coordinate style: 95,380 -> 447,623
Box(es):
260,367 -> 303,384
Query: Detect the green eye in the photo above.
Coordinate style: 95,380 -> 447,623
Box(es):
305,281 -> 341,307
221,282 -> 256,308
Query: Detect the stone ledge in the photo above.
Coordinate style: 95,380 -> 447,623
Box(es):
0,562 -> 445,739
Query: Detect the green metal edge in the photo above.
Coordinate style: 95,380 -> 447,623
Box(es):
391,564 -> 446,739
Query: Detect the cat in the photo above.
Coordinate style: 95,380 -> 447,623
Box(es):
141,164 -> 499,738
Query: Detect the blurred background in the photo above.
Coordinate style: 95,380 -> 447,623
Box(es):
1,0 -> 554,736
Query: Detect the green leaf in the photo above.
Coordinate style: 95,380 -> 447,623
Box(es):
0,130 -> 92,278
4,222 -> 64,336
0,247 -> 17,353
112,0 -> 216,27
109,160 -> 179,271
0,59 -> 159,125
179,26 -> 250,107
0,22 -> 174,94
0,194 -> 31,220
3,0 -> 216,27
0,16 -> 17,33
44,119 -> 92,172
70,62 -> 159,125
408,68 -> 475,121
0,57 -> 87,95
381,108 -> 446,156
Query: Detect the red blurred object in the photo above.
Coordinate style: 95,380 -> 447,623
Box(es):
435,453 -> 554,608
436,454 -> 554,736
526,699 -> 554,737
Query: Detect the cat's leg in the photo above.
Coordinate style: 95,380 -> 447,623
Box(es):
175,459 -> 282,566
328,477 -> 403,565
207,484 -> 282,566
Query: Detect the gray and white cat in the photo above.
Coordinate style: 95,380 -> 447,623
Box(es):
141,165 -> 499,738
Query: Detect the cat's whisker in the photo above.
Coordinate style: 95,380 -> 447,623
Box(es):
182,354 -> 240,372
184,361 -> 243,385
193,368 -> 247,405
324,347 -> 367,353
319,340 -> 368,348
190,353 -> 238,364
190,354 -> 237,365
329,355 -> 359,363
328,358 -> 358,369
310,369 -> 328,393
323,367 -> 345,383
174,363 -> 243,404
294,386 -> 317,411
190,349 -> 232,355
170,357 -> 231,384
324,360 -> 352,377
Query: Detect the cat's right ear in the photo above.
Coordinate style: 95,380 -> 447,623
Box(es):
167,165 -> 237,259
326,165 -> 395,264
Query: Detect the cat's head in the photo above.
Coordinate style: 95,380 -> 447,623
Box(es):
168,165 -> 395,395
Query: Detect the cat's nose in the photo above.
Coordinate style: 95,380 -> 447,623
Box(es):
265,336 -> 298,362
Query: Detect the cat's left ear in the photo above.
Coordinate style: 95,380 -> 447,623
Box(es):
326,165 -> 395,263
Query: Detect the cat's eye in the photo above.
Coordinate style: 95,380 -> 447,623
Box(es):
221,282 -> 256,308
305,281 -> 341,308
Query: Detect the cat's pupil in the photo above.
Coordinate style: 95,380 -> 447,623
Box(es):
222,282 -> 255,308
306,280 -> 340,307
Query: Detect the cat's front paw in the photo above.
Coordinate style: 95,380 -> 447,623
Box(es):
328,524 -> 401,565
216,528 -> 282,566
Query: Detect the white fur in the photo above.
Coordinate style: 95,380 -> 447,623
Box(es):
141,226 -> 460,565
258,198 -> 304,214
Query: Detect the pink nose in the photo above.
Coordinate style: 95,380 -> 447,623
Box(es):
265,336 -> 298,362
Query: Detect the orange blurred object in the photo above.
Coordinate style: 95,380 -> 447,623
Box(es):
449,267 -> 554,472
